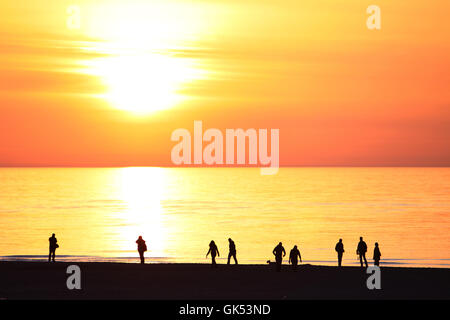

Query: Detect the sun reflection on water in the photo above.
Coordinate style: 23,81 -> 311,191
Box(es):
116,167 -> 168,257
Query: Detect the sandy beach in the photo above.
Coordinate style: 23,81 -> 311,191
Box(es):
0,262 -> 449,300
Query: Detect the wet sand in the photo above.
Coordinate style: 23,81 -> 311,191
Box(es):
0,262 -> 449,300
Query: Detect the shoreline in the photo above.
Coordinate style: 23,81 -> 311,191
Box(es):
1,256 -> 449,269
1,258 -> 450,268
1,261 -> 449,300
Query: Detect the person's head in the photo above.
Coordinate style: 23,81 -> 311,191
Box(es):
360,237 -> 363,241
279,242 -> 282,246
339,238 -> 342,242
375,242 -> 379,247
210,240 -> 215,246
52,233 -> 55,237
138,236 -> 142,240
294,245 -> 297,249
228,238 -> 232,242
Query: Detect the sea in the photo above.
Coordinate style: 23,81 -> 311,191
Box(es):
0,167 -> 449,267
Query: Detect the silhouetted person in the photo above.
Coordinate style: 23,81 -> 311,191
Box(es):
356,237 -> 368,268
227,238 -> 238,265
272,242 -> 286,272
48,233 -> 58,262
335,239 -> 345,267
136,236 -> 147,264
206,240 -> 220,268
288,245 -> 302,271
373,242 -> 381,266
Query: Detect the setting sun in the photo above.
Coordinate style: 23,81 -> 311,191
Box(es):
72,0 -> 211,114
0,0 -> 449,303
83,53 -> 204,114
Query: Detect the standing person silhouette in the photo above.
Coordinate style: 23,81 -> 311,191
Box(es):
335,239 -> 345,267
373,242 -> 381,266
136,236 -> 147,264
206,240 -> 220,268
356,237 -> 368,268
288,245 -> 302,271
227,238 -> 238,265
48,233 -> 58,262
272,242 -> 286,272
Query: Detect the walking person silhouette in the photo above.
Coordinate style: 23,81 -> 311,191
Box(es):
272,242 -> 286,272
373,242 -> 381,266
335,239 -> 345,267
227,238 -> 238,265
136,236 -> 147,264
356,237 -> 368,268
48,233 -> 58,262
288,245 -> 302,271
206,240 -> 220,268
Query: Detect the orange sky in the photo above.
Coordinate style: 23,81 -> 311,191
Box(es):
0,0 -> 449,166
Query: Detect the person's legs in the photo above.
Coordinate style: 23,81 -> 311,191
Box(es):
338,253 -> 342,267
233,253 -> 238,265
139,251 -> 144,264
359,254 -> 363,267
48,248 -> 52,262
374,259 -> 379,266
363,253 -> 368,267
293,261 -> 298,271
227,252 -> 231,265
275,257 -> 282,272
212,254 -> 217,267
51,249 -> 55,262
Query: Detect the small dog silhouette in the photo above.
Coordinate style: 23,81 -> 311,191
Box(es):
266,260 -> 276,269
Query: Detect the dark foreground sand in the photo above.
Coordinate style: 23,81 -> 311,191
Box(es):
0,262 -> 449,300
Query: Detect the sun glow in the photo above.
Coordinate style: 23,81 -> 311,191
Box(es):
86,53 -> 203,114
78,1 -> 210,115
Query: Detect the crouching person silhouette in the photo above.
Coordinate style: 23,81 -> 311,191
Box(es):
289,245 -> 302,271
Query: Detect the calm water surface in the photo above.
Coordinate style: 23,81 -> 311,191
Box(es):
0,167 -> 449,267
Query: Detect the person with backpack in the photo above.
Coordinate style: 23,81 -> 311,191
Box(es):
136,236 -> 147,264
48,233 -> 59,262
